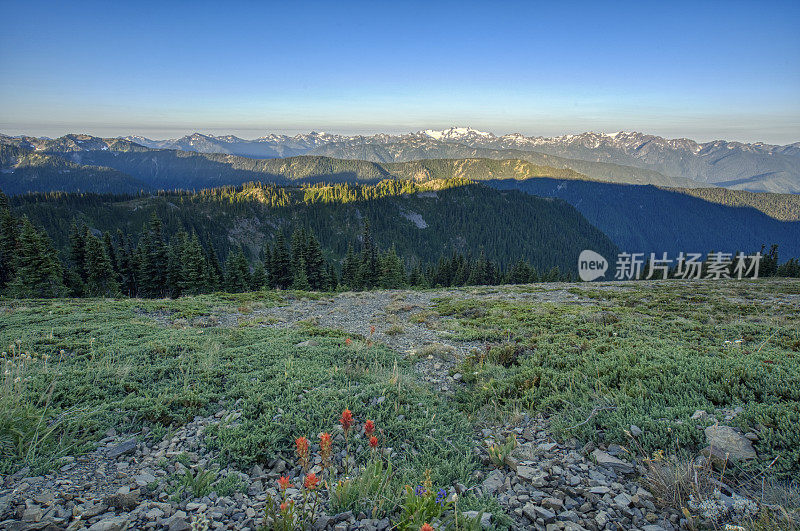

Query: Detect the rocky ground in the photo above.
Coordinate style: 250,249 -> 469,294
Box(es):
1,284 -> 773,530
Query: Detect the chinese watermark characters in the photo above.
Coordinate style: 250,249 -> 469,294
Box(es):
579,250 -> 761,281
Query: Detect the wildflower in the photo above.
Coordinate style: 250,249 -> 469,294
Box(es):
414,485 -> 426,496
340,409 -> 354,433
295,436 -> 310,469
279,502 -> 288,511
420,524 -> 434,531
304,473 -> 320,490
364,419 -> 375,436
435,488 -> 447,506
277,476 -> 292,490
319,432 -> 332,465
345,338 -> 352,346
369,435 -> 378,449
370,325 -> 376,335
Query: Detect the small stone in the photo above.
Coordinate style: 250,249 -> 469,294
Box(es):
88,516 -> 128,531
523,503 -> 556,523
516,466 -> 547,487
630,425 -> 642,437
23,505 -> 43,522
481,469 -> 505,495
107,439 -> 138,458
614,492 -> 632,508
542,497 -> 564,511
691,410 -> 708,421
591,449 -> 634,474
135,471 -> 157,487
167,516 -> 191,531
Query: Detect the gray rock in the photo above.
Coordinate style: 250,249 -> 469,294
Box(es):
516,466 -> 547,487
22,506 -> 43,522
691,410 -> 708,420
481,469 -> 505,495
104,489 -> 140,510
591,449 -> 634,474
614,492 -> 632,508
107,439 -> 138,458
523,503 -> 556,523
88,516 -> 129,531
542,497 -> 564,511
295,340 -> 319,348
630,425 -> 642,437
704,425 -> 757,460
167,516 -> 191,531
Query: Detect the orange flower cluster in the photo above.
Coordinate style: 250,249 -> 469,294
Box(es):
369,435 -> 379,448
295,436 -> 310,470
340,408 -> 354,433
277,476 -> 292,490
420,524 -> 433,531
364,419 -> 375,436
319,432 -> 332,468
304,472 -> 320,490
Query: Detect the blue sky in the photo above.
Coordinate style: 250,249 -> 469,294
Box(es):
1,1 -> 798,143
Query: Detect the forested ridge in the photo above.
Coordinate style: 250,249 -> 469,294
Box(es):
1,180 -> 624,298
487,178 -> 800,259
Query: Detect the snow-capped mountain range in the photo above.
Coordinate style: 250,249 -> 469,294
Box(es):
118,127 -> 800,193
2,127 -> 798,193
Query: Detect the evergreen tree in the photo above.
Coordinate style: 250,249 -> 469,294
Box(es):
225,247 -> 251,292
166,231 -> 188,298
84,234 -> 119,297
68,222 -> 90,283
324,262 -> 338,291
291,256 -> 311,290
304,231 -> 326,290
115,230 -> 137,297
251,261 -> 267,290
761,244 -> 779,277
290,228 -> 307,276
0,204 -> 19,288
356,220 -> 379,289
103,231 -> 118,277
205,243 -> 224,292
340,244 -> 358,289
378,245 -> 406,288
180,233 -> 207,295
8,218 -> 65,298
139,214 -> 168,297
270,233 -> 292,289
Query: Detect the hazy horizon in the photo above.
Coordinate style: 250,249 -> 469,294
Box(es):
1,124 -> 799,146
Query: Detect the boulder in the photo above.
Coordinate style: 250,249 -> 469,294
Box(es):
704,425 -> 757,460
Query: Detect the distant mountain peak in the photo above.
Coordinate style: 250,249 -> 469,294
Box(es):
421,126 -> 494,141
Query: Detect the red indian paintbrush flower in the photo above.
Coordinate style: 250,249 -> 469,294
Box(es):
295,436 -> 310,469
319,432 -> 332,464
340,409 -> 354,433
277,476 -> 292,490
420,524 -> 434,531
364,419 -> 375,436
345,338 -> 352,346
280,502 -> 287,511
369,435 -> 378,448
370,325 -> 376,335
304,472 -> 320,490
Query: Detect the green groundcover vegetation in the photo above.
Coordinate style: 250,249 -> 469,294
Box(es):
0,294 -> 476,490
439,280 -> 800,478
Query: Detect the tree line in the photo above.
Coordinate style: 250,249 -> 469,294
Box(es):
1,191 -> 573,299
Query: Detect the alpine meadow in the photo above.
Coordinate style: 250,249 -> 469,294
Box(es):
1,2 -> 799,531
